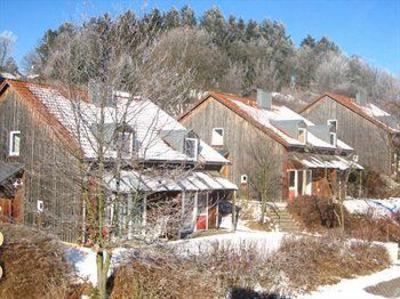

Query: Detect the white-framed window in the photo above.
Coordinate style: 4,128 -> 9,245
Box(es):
37,200 -> 44,213
330,132 -> 337,146
9,130 -> 21,156
327,119 -> 337,132
211,128 -> 224,146
184,138 -> 199,160
298,128 -> 307,144
240,174 -> 248,184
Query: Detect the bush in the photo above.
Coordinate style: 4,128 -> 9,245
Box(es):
265,235 -> 390,293
0,224 -> 80,299
109,235 -> 390,298
345,212 -> 400,243
287,196 -> 339,231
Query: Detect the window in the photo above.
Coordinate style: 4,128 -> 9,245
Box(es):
9,131 -> 21,156
330,132 -> 337,146
298,128 -> 307,144
184,138 -> 198,160
288,171 -> 296,188
240,174 -> 248,184
327,119 -> 337,132
211,128 -> 224,146
37,200 -> 44,213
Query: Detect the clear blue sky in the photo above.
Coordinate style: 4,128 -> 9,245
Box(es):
1,0 -> 399,77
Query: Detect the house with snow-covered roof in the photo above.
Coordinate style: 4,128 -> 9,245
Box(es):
300,92 -> 400,176
180,89 -> 362,202
0,79 -> 237,242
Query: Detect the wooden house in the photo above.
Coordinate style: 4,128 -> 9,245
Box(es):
180,90 -> 362,202
300,93 -> 400,176
0,79 -> 237,242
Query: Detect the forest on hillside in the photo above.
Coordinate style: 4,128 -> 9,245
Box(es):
1,6 -> 399,111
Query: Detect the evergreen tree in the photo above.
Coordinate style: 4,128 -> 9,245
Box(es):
180,5 -> 196,27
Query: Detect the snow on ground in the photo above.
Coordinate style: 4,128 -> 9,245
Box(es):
299,264 -> 400,299
65,245 -> 132,286
170,230 -> 285,256
344,197 -> 400,219
65,227 -> 286,286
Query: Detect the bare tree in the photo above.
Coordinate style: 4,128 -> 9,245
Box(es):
247,140 -> 282,223
38,14 -> 198,298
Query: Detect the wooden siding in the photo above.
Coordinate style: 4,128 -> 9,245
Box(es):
0,88 -> 82,242
181,96 -> 287,201
302,96 -> 393,174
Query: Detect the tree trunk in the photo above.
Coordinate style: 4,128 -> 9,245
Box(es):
96,250 -> 111,299
260,194 -> 267,223
232,191 -> 237,232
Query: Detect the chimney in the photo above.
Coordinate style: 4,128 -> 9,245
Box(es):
355,91 -> 366,106
257,89 -> 272,110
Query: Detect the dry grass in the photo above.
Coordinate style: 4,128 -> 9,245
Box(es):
0,224 -> 82,299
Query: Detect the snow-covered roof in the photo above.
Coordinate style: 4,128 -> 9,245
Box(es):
302,93 -> 400,133
105,170 -> 238,193
12,81 -> 228,165
195,91 -> 353,151
288,153 -> 363,170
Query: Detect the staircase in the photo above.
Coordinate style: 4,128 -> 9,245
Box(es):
266,204 -> 300,233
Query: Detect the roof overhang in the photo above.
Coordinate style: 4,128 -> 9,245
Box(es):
287,153 -> 363,171
105,170 -> 238,193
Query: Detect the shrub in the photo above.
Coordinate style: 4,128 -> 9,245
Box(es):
287,196 -> 339,231
265,235 -> 390,293
109,235 -> 390,298
0,224 -> 80,299
345,212 -> 400,243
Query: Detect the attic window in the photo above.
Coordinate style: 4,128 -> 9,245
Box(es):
327,119 -> 337,132
330,132 -> 337,146
211,128 -> 224,146
184,138 -> 198,160
9,131 -> 21,156
297,128 -> 307,144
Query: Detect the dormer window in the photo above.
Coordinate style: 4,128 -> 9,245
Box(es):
211,128 -> 224,146
327,119 -> 337,132
184,138 -> 198,160
330,132 -> 337,146
9,131 -> 21,156
298,128 -> 307,144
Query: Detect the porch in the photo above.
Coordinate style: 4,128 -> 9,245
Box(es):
105,170 -> 238,239
0,161 -> 24,223
287,153 -> 363,201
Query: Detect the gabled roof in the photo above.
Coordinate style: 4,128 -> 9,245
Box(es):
0,79 -> 82,154
180,91 -> 353,152
300,92 -> 400,133
0,80 -> 228,165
